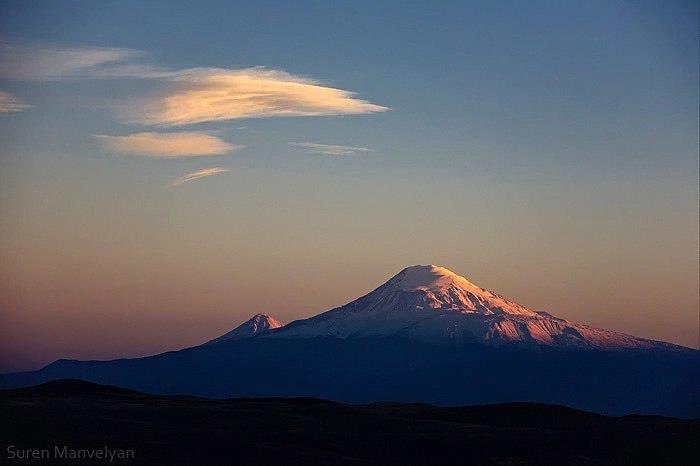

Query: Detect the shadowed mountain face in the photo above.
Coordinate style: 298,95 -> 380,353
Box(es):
2,380 -> 697,466
1,265 -> 698,417
2,337 -> 698,417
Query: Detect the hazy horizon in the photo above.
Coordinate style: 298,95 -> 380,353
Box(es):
1,0 -> 698,372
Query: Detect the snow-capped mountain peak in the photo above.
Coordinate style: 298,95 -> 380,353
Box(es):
268,265 -> 687,352
205,313 -> 282,345
387,265 -> 479,291
373,264 -> 538,317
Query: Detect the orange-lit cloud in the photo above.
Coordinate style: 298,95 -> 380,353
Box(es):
0,91 -> 30,112
1,43 -> 387,126
126,68 -> 388,126
289,141 -> 373,156
172,167 -> 229,186
0,43 -> 138,80
96,132 -> 240,157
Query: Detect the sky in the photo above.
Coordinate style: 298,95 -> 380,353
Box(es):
0,0 -> 698,371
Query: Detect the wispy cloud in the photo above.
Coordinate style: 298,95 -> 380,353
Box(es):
0,43 -> 139,80
124,67 -> 388,126
95,132 -> 240,157
0,91 -> 31,112
172,167 -> 229,186
289,141 -> 373,156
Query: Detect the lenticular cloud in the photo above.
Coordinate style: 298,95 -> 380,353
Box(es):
129,68 -> 388,126
96,132 -> 239,157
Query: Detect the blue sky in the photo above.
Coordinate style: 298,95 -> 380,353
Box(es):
2,1 -> 697,177
0,0 -> 698,369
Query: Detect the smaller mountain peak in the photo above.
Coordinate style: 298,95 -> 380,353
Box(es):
205,313 -> 283,345
250,313 -> 277,322
243,314 -> 282,332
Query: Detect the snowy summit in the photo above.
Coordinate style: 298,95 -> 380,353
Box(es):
259,265 -> 686,351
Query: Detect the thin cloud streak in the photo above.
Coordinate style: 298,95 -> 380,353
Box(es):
290,142 -> 373,156
125,67 -> 388,126
172,167 -> 229,186
96,132 -> 241,157
0,43 -> 139,80
0,91 -> 31,112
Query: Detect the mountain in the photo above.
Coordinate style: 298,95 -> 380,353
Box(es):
267,265 -> 683,351
1,265 -> 698,417
205,313 -> 282,345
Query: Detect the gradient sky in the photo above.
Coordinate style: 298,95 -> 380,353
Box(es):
1,0 -> 698,371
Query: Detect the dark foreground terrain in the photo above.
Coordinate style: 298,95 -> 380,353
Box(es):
1,380 -> 697,466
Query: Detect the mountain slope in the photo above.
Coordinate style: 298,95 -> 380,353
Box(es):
269,265 -> 687,352
2,337 -> 698,417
